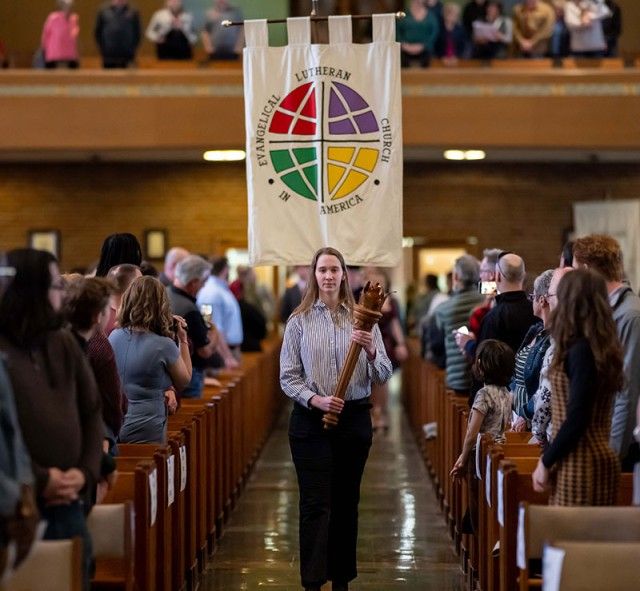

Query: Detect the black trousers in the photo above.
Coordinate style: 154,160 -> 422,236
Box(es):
289,399 -> 372,588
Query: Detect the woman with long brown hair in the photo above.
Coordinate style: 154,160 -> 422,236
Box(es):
532,268 -> 623,505
109,276 -> 191,444
280,247 -> 392,591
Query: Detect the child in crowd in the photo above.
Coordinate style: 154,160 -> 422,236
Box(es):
450,339 -> 514,531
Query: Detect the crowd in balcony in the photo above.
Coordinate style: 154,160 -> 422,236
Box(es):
397,0 -> 622,67
31,0 -> 244,69
0,0 -> 624,70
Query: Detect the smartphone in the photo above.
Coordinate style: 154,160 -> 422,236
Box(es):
200,304 -> 213,328
479,281 -> 497,296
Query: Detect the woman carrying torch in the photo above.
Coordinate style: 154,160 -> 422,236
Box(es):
280,246 -> 392,591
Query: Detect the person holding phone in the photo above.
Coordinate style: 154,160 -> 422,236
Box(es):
455,251 -> 537,405
110,276 -> 192,444
280,247 -> 392,591
167,255 -> 219,398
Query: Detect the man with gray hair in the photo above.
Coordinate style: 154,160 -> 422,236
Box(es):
167,255 -> 218,398
431,255 -> 485,395
456,251 -> 537,404
160,246 -> 189,286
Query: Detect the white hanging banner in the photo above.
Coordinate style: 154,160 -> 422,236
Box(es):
243,14 -> 403,266
573,199 -> 640,292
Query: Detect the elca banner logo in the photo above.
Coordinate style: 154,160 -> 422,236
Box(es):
253,66 -> 393,216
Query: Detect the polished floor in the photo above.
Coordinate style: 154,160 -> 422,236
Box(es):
202,377 -> 464,590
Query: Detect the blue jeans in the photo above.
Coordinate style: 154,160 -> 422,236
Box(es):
41,501 -> 93,591
181,367 -> 204,399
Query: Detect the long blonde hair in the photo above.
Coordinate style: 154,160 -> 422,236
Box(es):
117,276 -> 174,338
291,247 -> 355,317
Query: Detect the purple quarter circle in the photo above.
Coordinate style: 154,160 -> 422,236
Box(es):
328,83 -> 380,135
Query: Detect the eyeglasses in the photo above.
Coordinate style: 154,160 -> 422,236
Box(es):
546,291 -> 557,299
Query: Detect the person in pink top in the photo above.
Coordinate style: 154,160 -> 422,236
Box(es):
41,0 -> 80,68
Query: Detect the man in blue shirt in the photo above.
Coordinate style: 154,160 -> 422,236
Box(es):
197,256 -> 243,362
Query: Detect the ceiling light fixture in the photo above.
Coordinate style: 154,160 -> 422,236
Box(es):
203,150 -> 246,162
443,149 -> 486,161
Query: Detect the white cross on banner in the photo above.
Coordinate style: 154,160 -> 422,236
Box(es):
243,14 -> 403,266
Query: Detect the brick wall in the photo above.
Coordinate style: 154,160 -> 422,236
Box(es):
1,161 -> 639,274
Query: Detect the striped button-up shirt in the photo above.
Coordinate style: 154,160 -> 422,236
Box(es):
280,300 -> 392,408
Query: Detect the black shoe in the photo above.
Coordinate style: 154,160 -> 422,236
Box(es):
333,583 -> 349,591
304,587 -> 321,591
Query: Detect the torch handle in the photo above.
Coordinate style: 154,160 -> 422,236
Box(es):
322,342 -> 363,430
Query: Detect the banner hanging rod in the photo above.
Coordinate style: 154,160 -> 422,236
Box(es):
222,11 -> 405,28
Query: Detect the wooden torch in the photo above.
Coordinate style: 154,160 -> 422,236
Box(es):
322,281 -> 388,430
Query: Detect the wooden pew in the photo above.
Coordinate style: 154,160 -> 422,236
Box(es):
168,418 -> 199,590
518,485 -> 639,590
541,540 -> 640,591
500,464 -> 635,591
498,458 -> 547,591
166,433 -> 187,591
116,445 -> 175,591
103,461 -> 157,591
169,409 -> 208,571
3,538 -> 83,591
88,502 -> 134,591
181,398 -> 219,554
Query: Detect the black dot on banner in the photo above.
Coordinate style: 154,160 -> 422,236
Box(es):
268,179 -> 274,185
374,179 -> 380,186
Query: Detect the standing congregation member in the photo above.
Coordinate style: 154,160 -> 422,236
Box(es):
532,269 -> 624,505
280,265 -> 310,324
110,277 -> 192,444
95,232 -> 142,278
280,247 -> 392,591
201,0 -> 244,61
512,0 -> 556,57
434,2 -> 468,64
572,234 -> 640,470
397,0 -> 440,68
197,256 -> 243,365
365,268 -> 407,433
94,0 -> 141,68
0,360 -> 38,579
41,0 -> 80,69
450,339 -> 514,532
0,249 -> 103,590
0,255 -> 37,576
530,266 -> 573,446
168,255 -> 218,398
146,0 -> 198,60
431,255 -> 484,399
564,0 -> 610,57
510,269 -> 554,431
159,246 -> 189,287
64,277 -> 124,454
104,263 -> 142,335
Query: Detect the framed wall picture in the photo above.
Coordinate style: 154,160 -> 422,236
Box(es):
28,229 -> 61,260
144,229 -> 167,260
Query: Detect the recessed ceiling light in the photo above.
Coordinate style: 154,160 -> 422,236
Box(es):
444,149 -> 465,161
203,150 -> 246,162
443,149 -> 486,161
465,150 -> 486,161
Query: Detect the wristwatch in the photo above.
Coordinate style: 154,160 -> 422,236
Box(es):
634,424 -> 640,444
